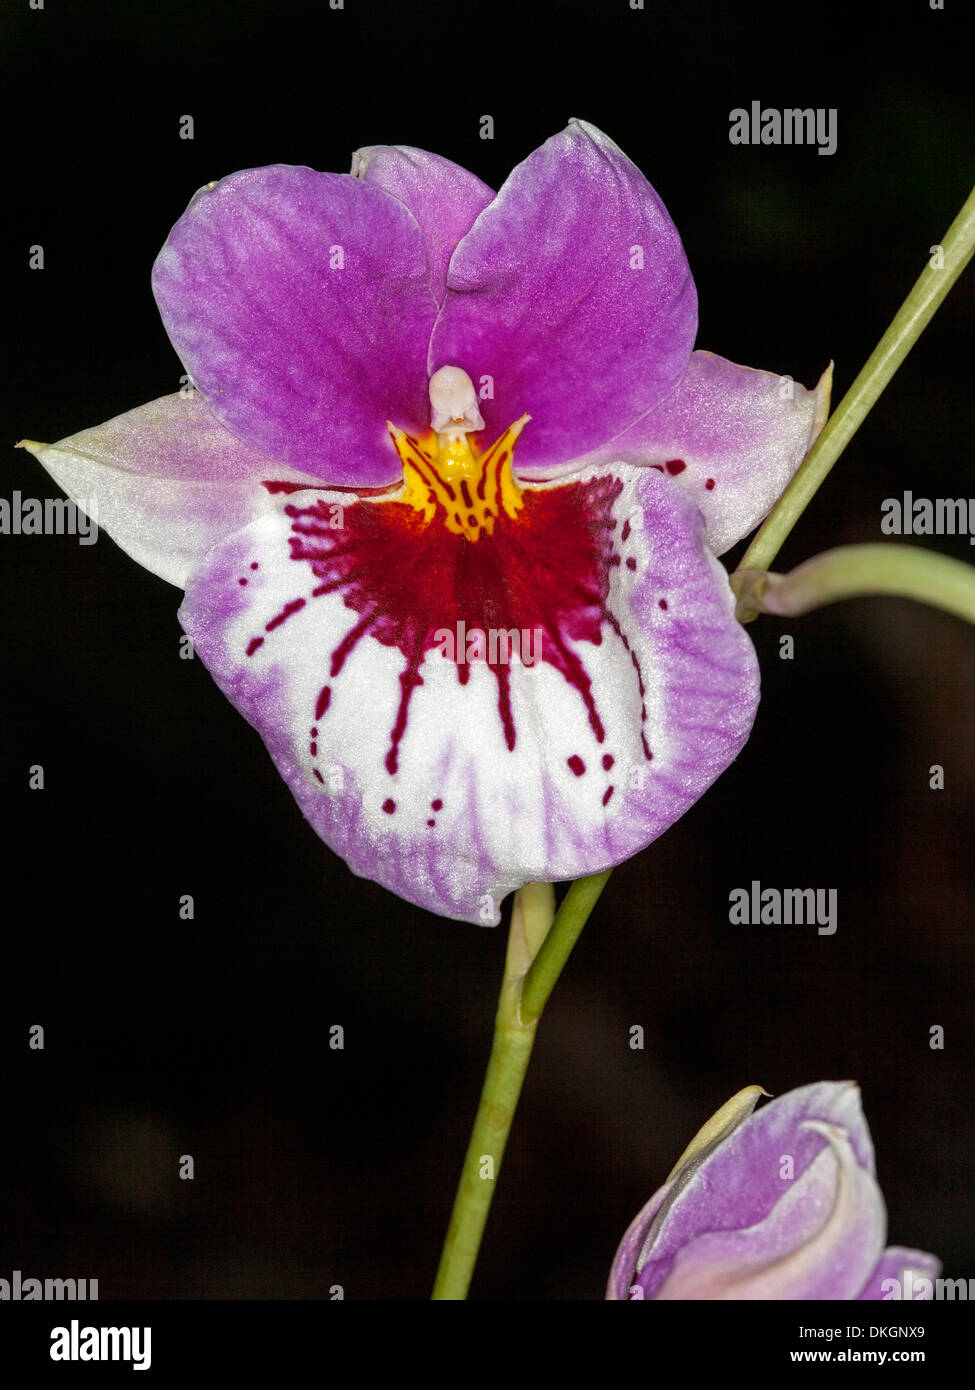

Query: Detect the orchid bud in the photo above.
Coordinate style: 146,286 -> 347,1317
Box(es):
608,1082 -> 941,1300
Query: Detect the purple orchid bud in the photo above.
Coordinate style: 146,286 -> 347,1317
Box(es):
22,121 -> 830,923
608,1082 -> 941,1300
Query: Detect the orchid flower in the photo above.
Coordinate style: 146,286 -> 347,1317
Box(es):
23,119 -> 828,923
608,1082 -> 941,1300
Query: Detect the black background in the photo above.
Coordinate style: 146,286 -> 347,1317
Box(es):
2,0 -> 973,1303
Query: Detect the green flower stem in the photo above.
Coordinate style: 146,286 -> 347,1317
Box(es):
521,870 -> 613,1024
739,184 -> 975,575
431,881 -> 553,1301
732,544 -> 975,627
431,872 -> 611,1299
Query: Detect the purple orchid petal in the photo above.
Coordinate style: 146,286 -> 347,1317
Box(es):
607,1084 -> 769,1299
858,1248 -> 943,1300
177,463 -> 756,921
351,144 -> 495,306
607,1180 -> 674,1300
632,1082 -> 876,1297
152,166 -> 438,483
20,394 -> 325,588
430,119 -> 698,469
650,1119 -> 886,1299
574,351 -> 832,555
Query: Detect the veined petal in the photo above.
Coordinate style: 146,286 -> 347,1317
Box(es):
152,166 -> 438,482
575,351 -> 831,555
633,1082 -> 877,1298
178,463 -> 757,921
857,1248 -> 942,1300
20,393 -> 325,588
351,144 -> 495,306
430,119 -> 698,469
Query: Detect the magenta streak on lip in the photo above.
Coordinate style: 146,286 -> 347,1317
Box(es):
242,473 -> 653,805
